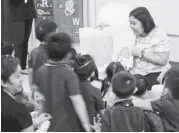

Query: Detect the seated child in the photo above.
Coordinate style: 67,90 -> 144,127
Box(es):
94,71 -> 147,131
101,62 -> 125,108
133,74 -> 163,99
74,54 -> 105,124
133,67 -> 179,132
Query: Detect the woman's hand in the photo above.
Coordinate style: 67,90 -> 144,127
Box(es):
131,47 -> 143,57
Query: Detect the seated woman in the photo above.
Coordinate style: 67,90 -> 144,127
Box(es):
129,7 -> 171,90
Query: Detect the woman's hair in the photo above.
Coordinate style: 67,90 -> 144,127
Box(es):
129,7 -> 155,34
74,54 -> 98,80
101,62 -> 125,97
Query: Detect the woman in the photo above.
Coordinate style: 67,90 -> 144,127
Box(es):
129,7 -> 171,90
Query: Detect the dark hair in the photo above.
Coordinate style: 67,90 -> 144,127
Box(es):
45,32 -> 72,61
35,19 -> 57,42
1,55 -> 20,83
105,62 -> 125,82
74,54 -> 97,80
133,74 -> 149,96
164,67 -> 179,99
1,41 -> 14,56
101,62 -> 125,97
129,7 -> 155,34
112,71 -> 136,98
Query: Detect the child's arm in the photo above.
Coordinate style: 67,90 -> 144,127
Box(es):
28,68 -> 33,89
70,95 -> 91,132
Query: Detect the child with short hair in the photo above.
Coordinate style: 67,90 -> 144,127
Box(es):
74,54 -> 104,124
1,41 -> 15,57
28,19 -> 57,89
133,74 -> 163,99
96,71 -> 146,131
33,32 -> 91,132
133,67 -> 179,131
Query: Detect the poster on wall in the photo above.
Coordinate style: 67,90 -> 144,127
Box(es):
34,0 -> 54,25
53,0 -> 83,43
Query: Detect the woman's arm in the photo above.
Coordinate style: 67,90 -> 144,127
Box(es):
131,47 -> 169,66
142,51 -> 169,66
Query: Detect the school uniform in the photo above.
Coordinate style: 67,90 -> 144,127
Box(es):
101,99 -> 146,132
79,80 -> 104,124
34,62 -> 82,131
151,93 -> 179,131
28,43 -> 48,72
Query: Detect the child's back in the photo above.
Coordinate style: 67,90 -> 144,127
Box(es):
101,71 -> 147,132
80,80 -> 104,124
74,54 -> 104,124
150,93 -> 179,131
102,99 -> 145,132
133,67 -> 179,132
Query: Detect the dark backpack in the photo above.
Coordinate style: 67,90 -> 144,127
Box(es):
144,111 -> 164,132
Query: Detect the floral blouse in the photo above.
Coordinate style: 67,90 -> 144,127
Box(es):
130,27 -> 171,75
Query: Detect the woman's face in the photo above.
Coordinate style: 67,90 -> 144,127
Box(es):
129,16 -> 144,37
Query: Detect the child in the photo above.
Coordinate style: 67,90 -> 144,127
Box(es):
1,41 -> 14,56
133,67 -> 179,131
33,32 -> 91,132
97,71 -> 147,131
28,19 -> 57,89
101,61 -> 125,108
74,54 -> 104,124
133,74 -> 163,99
62,47 -> 77,69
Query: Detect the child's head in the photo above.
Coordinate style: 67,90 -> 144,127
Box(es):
45,32 -> 72,61
163,67 -> 179,99
74,54 -> 97,80
35,19 -> 57,42
133,74 -> 148,97
112,71 -> 136,98
1,41 -> 14,56
105,62 -> 125,82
